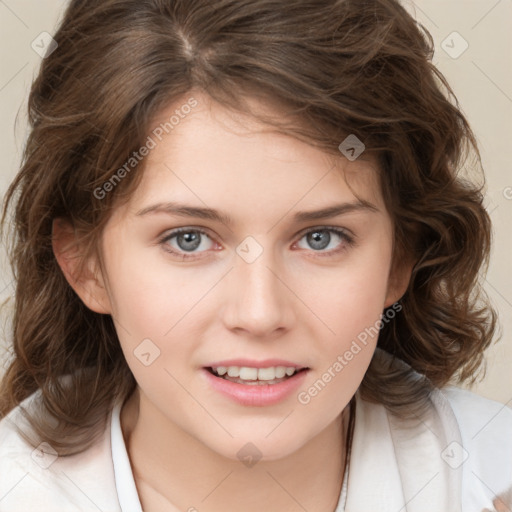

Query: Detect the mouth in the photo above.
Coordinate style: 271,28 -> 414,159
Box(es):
205,365 -> 309,385
202,362 -> 311,406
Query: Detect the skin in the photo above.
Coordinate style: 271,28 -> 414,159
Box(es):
53,91 -> 412,512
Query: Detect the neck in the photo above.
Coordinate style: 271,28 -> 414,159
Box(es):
121,387 -> 350,512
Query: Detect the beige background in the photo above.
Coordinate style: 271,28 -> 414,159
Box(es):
0,1 -> 511,404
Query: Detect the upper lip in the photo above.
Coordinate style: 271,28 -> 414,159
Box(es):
205,358 -> 308,369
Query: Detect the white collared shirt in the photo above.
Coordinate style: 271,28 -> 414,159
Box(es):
0,385 -> 511,511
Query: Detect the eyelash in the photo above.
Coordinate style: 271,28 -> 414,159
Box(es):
158,226 -> 355,261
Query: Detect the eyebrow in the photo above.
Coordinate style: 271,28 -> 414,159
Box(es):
135,199 -> 378,225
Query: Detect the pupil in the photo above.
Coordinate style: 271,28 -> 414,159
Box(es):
178,231 -> 201,251
308,230 -> 330,250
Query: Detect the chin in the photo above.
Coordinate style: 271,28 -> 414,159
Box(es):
204,432 -> 309,464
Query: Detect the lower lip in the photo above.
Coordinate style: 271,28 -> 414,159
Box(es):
202,368 -> 309,406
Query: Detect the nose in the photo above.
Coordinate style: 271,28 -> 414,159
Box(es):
220,246 -> 296,338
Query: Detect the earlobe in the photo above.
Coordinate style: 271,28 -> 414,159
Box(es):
51,218 -> 111,314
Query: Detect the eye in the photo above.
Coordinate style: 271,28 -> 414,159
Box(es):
158,225 -> 355,261
158,228 -> 217,260
294,227 -> 355,256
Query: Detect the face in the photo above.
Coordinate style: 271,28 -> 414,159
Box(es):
79,92 -> 405,460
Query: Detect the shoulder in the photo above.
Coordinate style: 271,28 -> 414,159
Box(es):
440,386 -> 512,438
438,386 -> 512,507
0,390 -> 121,512
439,385 -> 512,455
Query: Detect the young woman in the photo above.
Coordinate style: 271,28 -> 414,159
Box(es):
0,1 -> 510,511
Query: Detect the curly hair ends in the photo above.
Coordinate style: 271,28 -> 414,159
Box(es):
0,0 -> 497,455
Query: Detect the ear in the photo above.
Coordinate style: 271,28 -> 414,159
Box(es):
384,252 -> 415,308
51,218 -> 112,314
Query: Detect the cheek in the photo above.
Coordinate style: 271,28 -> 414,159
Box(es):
306,238 -> 392,343
102,241 -> 223,384
295,257 -> 390,421
104,237 -> 204,332
299,232 -> 393,406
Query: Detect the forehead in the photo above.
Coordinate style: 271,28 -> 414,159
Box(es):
123,92 -> 384,218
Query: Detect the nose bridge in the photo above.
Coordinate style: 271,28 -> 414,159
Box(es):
222,237 -> 293,336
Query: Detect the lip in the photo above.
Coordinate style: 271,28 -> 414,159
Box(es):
205,358 -> 306,369
202,367 -> 309,407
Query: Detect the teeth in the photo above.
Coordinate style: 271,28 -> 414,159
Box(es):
227,367 -> 240,377
212,365 -> 299,381
259,367 -> 280,380
239,367 -> 258,380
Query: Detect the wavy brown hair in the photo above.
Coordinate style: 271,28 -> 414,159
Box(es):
0,0 -> 497,455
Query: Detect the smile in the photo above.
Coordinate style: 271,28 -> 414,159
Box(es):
208,365 -> 306,385
203,366 -> 310,406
